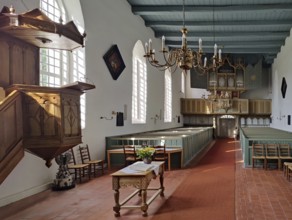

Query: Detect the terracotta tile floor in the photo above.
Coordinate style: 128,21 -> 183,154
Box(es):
235,140 -> 292,220
1,140 -> 292,219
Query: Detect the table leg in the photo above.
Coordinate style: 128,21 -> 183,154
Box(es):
167,152 -> 171,171
113,189 -> 120,217
107,151 -> 111,170
180,149 -> 183,168
141,189 -> 148,217
159,171 -> 165,197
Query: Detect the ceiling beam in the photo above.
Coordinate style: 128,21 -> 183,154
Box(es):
145,20 -> 292,27
166,40 -> 284,48
132,4 -> 292,15
155,31 -> 289,38
167,47 -> 279,54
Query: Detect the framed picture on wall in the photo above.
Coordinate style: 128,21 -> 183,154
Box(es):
281,77 -> 287,98
103,44 -> 126,80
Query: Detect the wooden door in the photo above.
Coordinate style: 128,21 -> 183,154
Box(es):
218,117 -> 236,138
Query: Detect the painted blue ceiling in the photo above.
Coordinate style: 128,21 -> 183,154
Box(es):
126,0 -> 292,65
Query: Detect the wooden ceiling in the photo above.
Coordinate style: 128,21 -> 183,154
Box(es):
126,0 -> 292,65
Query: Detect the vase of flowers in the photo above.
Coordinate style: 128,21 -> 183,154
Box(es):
137,147 -> 155,164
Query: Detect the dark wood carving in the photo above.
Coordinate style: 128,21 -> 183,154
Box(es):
63,94 -> 81,136
6,84 -> 87,167
0,6 -> 89,183
0,34 -> 39,88
0,6 -> 85,51
0,91 -> 24,184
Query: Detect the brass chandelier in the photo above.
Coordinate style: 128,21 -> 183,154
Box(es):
144,0 -> 223,73
203,86 -> 233,113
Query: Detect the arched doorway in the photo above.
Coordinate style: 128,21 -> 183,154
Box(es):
217,115 -> 236,138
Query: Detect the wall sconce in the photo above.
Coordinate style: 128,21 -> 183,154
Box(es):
100,116 -> 113,120
151,114 -> 160,124
100,111 -> 124,126
277,115 -> 286,121
100,111 -> 117,121
281,115 -> 286,122
100,110 -> 124,126
278,113 -> 286,120
176,115 -> 181,123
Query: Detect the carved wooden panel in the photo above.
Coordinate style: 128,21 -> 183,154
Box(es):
264,100 -> 272,114
0,92 -> 23,161
249,99 -> 271,115
24,47 -> 39,85
229,99 -> 248,114
3,84 -> 88,167
62,94 -> 80,136
181,99 -> 213,114
0,91 -> 24,184
0,40 -> 10,87
0,35 -> 39,88
181,98 -> 250,115
23,93 -> 60,137
239,99 -> 249,114
11,44 -> 24,84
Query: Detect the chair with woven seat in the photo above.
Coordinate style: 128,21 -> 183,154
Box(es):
153,145 -> 168,170
265,143 -> 280,170
283,162 -> 292,179
279,144 -> 292,170
123,145 -> 139,166
67,148 -> 90,183
287,165 -> 292,181
79,144 -> 104,177
252,143 -> 266,169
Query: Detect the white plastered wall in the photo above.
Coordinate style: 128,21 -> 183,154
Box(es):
271,28 -> 292,131
0,0 -> 183,206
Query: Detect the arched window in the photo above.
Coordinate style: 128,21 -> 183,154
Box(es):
132,40 -> 147,124
40,0 -> 67,87
181,72 -> 185,94
164,69 -> 172,122
40,0 -> 86,128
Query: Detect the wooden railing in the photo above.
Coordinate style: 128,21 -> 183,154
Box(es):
0,91 -> 24,184
0,82 -> 94,184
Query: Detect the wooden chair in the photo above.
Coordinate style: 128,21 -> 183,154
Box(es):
67,148 -> 90,183
123,145 -> 139,166
265,144 -> 279,170
283,162 -> 292,179
287,165 -> 292,181
153,145 -> 168,170
79,144 -> 104,177
279,144 -> 292,170
252,144 -> 266,169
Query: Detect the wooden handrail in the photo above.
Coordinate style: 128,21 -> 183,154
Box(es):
0,90 -> 24,184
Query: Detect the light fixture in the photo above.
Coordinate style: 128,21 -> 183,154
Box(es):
204,0 -> 223,72
217,92 -> 232,113
144,0 -> 221,74
144,0 -> 223,74
3,5 -> 19,26
36,37 -> 52,44
203,87 -> 232,113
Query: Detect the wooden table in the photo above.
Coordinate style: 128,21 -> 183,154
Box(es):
107,148 -> 183,171
111,161 -> 164,217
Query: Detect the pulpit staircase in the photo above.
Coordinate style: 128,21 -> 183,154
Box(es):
0,6 -> 93,184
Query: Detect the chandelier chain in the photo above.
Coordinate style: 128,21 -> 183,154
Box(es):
183,0 -> 185,28
143,0 -> 224,74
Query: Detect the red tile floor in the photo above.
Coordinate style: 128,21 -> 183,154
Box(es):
1,140 -> 292,219
235,140 -> 292,220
